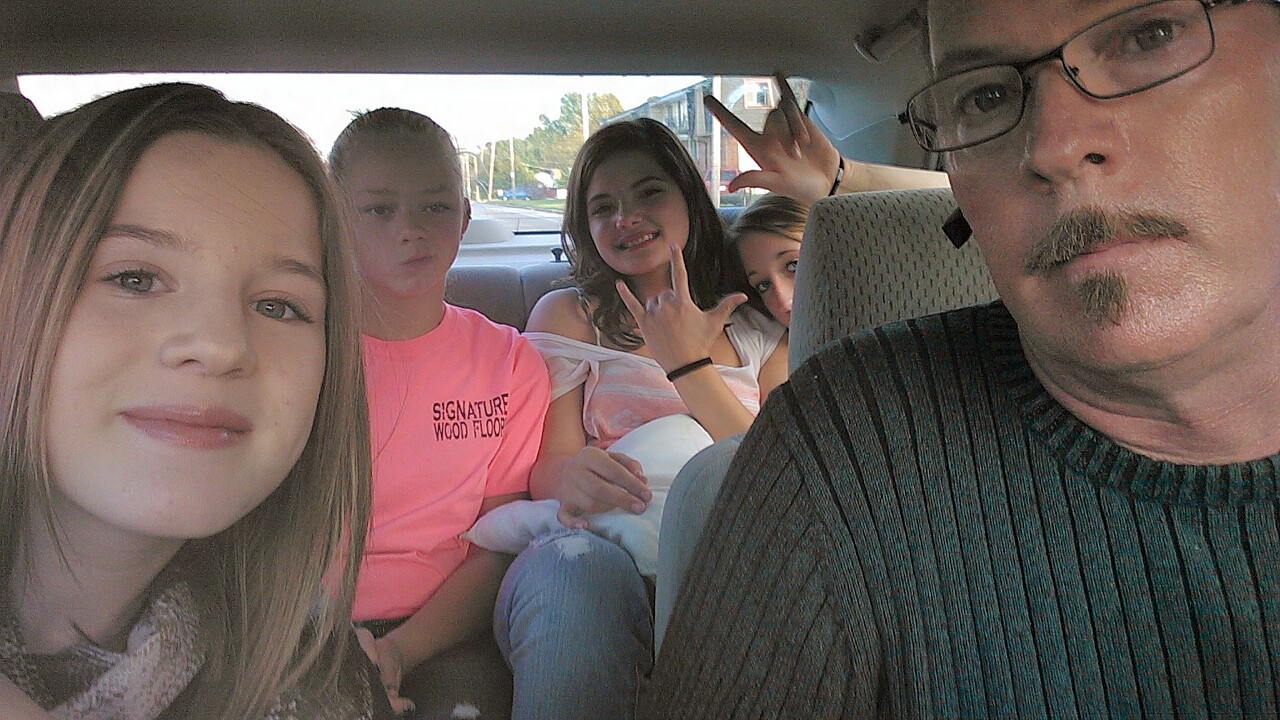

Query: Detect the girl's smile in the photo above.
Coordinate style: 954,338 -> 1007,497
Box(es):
120,404 -> 253,450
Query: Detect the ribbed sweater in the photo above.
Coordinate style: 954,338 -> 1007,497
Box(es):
641,302 -> 1280,719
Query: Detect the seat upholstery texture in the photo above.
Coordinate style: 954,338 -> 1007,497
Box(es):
443,262 -> 573,331
789,187 -> 997,367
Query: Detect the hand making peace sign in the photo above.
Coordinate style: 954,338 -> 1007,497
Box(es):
616,244 -> 748,375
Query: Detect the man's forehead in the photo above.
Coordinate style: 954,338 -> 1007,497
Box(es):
927,0 -> 1134,72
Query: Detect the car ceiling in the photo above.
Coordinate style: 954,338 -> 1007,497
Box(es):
2,0 -> 934,166
2,0 -> 923,81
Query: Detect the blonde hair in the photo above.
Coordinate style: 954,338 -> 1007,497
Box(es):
0,83 -> 371,717
327,106 -> 462,187
726,193 -> 810,317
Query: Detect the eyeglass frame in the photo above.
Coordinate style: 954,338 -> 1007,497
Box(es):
897,0 -> 1278,153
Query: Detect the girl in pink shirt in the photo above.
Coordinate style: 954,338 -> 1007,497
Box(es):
329,109 -> 549,719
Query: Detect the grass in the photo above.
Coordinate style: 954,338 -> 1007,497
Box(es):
479,198 -> 566,213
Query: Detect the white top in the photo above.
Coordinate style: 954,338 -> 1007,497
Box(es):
525,306 -> 785,449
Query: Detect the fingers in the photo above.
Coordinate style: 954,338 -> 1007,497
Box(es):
581,453 -> 650,511
607,451 -> 648,484
559,448 -> 651,527
616,279 -> 644,320
668,243 -> 690,299
704,94 -> 759,150
726,169 -> 784,194
773,72 -> 810,146
389,693 -> 416,716
557,502 -> 590,530
711,292 -> 749,324
760,108 -> 802,160
356,630 -> 415,716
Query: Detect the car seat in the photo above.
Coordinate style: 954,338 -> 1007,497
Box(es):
656,187 -> 997,652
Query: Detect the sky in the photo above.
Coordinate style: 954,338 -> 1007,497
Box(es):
18,73 -> 705,155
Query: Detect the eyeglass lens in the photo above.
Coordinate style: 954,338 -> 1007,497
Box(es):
907,0 -> 1215,152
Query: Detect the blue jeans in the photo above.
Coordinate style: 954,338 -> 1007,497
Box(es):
494,529 -> 653,720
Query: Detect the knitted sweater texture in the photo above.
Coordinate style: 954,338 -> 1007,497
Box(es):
642,303 -> 1279,719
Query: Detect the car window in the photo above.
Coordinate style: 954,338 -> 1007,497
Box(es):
21,73 -> 806,249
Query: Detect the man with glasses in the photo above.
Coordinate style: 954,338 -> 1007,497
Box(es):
642,0 -> 1280,716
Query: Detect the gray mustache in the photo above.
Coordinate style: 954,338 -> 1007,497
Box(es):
1024,207 -> 1189,273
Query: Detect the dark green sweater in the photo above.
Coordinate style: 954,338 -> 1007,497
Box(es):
642,303 -> 1279,718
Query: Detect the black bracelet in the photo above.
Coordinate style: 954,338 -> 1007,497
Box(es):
828,156 -> 845,196
666,357 -> 714,382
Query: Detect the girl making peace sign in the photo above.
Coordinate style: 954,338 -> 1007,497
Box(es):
493,118 -> 787,720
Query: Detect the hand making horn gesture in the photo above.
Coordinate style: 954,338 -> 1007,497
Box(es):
704,71 -> 842,205
616,244 -> 747,377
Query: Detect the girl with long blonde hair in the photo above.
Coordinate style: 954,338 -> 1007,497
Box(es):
0,83 -> 386,719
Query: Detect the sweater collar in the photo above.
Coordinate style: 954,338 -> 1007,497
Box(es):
982,302 -> 1279,507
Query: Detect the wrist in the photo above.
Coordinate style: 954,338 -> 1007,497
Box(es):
828,156 -> 846,196
666,357 -> 714,382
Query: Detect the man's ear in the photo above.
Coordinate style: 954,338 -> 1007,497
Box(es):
943,207 -> 971,248
460,197 -> 472,236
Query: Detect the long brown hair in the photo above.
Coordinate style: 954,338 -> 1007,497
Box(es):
726,193 -> 810,317
0,83 -> 371,717
561,118 -> 728,349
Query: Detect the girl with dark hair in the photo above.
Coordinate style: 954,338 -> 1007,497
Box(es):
493,118 -> 787,720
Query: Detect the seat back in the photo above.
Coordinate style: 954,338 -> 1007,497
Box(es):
657,187 -> 1000,656
443,262 -> 574,331
443,264 -> 527,330
789,187 -> 997,368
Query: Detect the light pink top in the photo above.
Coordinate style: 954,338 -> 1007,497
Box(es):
354,305 -> 550,621
525,306 -> 784,449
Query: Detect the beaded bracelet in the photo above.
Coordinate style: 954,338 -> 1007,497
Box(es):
666,357 -> 713,382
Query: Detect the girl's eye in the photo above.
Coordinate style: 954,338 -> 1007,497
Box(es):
640,185 -> 665,199
590,203 -> 614,218
753,280 -> 773,294
254,298 -> 313,323
785,259 -> 798,274
107,270 -> 156,293
363,204 -> 394,218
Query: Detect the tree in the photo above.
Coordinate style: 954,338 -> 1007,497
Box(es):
481,92 -> 624,198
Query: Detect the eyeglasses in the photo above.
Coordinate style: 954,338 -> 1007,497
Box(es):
898,0 -> 1276,153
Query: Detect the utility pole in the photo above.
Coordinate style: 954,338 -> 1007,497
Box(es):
460,151 -> 470,200
509,137 -> 516,199
487,142 -> 496,201
710,75 -> 723,208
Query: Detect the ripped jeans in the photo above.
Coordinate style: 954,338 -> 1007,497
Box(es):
493,529 -> 653,720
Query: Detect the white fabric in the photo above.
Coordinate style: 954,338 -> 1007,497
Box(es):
461,414 -> 714,577
525,305 -> 783,450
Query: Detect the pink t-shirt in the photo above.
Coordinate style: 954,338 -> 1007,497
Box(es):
354,304 -> 550,621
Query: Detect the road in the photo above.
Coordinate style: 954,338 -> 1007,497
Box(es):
471,202 -> 563,233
